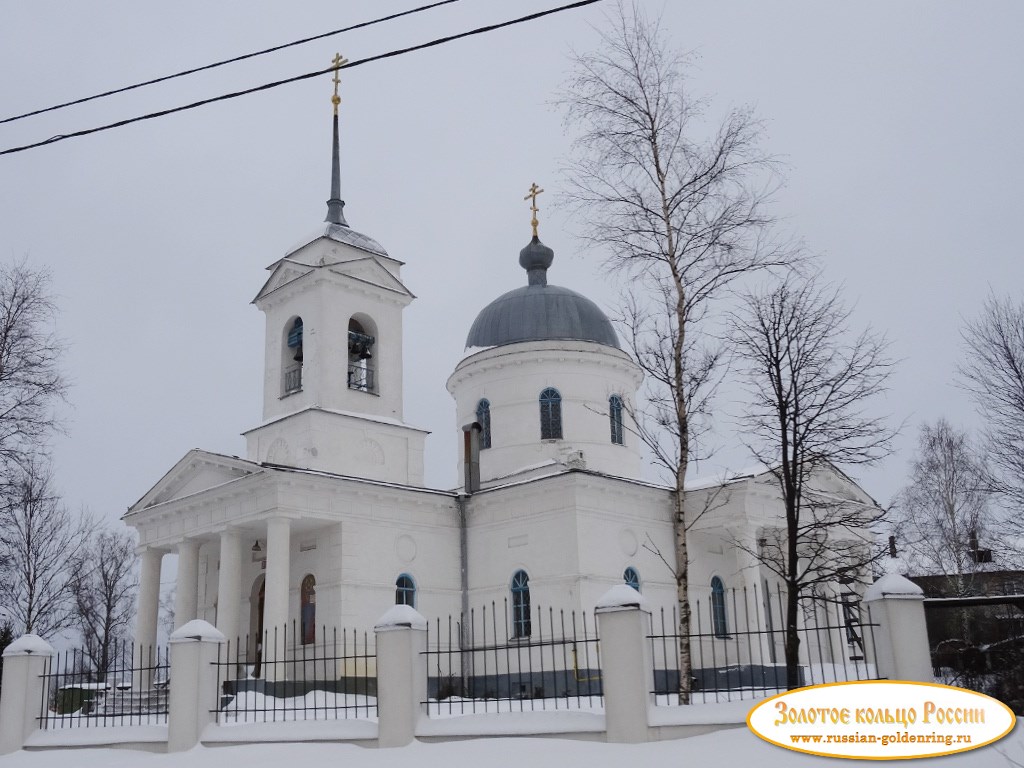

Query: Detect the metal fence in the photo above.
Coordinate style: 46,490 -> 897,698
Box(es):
38,642 -> 169,729
212,623 -> 376,723
423,601 -> 601,715
649,584 -> 880,703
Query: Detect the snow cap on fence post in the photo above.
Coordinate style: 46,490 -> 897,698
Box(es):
596,586 -> 653,743
0,634 -> 54,755
864,572 -> 932,682
374,605 -> 427,748
168,619 -> 226,752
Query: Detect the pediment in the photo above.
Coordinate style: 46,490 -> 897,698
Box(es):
128,449 -> 260,513
253,252 -> 412,304
253,260 -> 314,303
327,257 -> 412,297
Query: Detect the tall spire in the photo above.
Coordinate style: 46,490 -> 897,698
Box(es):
325,53 -> 350,227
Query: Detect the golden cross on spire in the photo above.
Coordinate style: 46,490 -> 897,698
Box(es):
331,53 -> 349,116
524,182 -> 544,237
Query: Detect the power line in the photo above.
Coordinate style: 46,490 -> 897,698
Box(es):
0,0 -> 461,126
0,0 -> 602,158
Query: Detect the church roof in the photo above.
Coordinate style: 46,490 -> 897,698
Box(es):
466,236 -> 619,349
287,222 -> 389,259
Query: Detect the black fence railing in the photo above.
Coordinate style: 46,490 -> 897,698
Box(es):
923,596 -> 1024,712
212,623 -> 376,723
423,601 -> 601,715
649,584 -> 880,703
38,642 -> 169,729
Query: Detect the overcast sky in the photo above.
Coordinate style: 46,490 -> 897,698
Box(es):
1,0 -> 1022,531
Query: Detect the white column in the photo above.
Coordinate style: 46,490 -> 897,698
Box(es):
174,540 -> 200,630
135,548 -> 163,651
216,530 -> 242,646
263,518 -> 291,680
134,548 -> 164,689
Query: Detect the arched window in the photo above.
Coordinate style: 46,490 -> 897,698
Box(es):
300,575 -> 316,645
395,573 -> 416,608
511,570 -> 531,638
539,388 -> 562,440
347,316 -> 376,392
711,576 -> 728,638
623,566 -> 640,592
283,317 -> 303,395
609,395 -> 624,445
476,399 -> 492,449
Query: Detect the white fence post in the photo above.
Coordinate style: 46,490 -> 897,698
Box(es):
596,586 -> 653,743
374,605 -> 427,748
167,620 -> 226,752
864,572 -> 933,682
0,634 -> 53,755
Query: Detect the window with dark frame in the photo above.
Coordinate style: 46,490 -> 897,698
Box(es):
395,573 -> 416,607
609,394 -> 624,445
300,574 -> 316,645
711,576 -> 728,638
476,398 -> 492,449
539,388 -> 562,440
623,566 -> 640,591
511,569 -> 531,638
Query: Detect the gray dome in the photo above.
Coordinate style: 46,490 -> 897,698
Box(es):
466,236 -> 619,349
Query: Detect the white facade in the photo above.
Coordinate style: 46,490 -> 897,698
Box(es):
124,131 -> 881,682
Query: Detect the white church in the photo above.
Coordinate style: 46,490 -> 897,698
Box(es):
124,90 -> 880,670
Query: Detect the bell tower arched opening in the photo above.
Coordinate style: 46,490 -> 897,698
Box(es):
282,316 -> 304,396
347,314 -> 377,393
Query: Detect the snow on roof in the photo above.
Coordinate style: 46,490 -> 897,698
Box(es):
242,405 -> 429,435
684,464 -> 775,491
374,604 -> 427,631
3,633 -> 53,656
265,464 -> 455,497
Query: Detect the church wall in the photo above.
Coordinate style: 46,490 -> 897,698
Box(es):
245,408 -> 426,485
448,341 -> 643,484
464,477 -> 584,621
571,478 -> 677,619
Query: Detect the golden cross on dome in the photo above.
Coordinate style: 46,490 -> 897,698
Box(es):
524,182 -> 544,237
331,53 -> 349,115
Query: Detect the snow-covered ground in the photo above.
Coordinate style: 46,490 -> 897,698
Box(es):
2,727 -> 1023,768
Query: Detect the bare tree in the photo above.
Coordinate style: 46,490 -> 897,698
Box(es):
0,460 -> 89,638
960,293 -> 1024,512
730,272 -> 894,688
560,1 -> 785,703
0,258 -> 67,481
893,420 -> 996,595
72,525 -> 138,678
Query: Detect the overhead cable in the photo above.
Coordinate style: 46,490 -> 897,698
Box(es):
1,0 -> 602,158
0,0 -> 461,126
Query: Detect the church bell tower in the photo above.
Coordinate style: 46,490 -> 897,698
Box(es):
243,55 -> 427,485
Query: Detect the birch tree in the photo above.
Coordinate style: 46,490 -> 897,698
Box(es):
894,420 -> 995,595
560,1 -> 784,701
